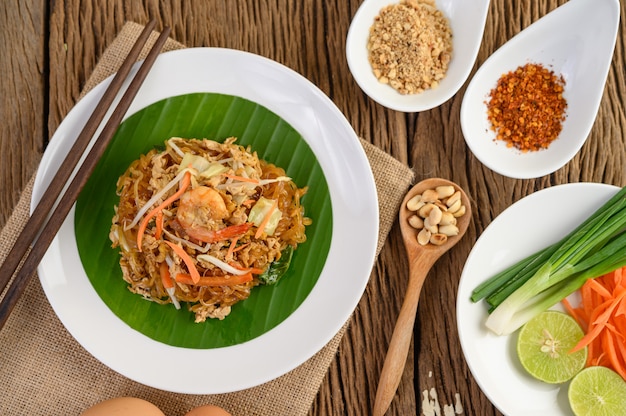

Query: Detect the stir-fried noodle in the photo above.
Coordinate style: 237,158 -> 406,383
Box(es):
109,137 -> 310,322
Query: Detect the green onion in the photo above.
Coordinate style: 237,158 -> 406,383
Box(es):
472,185 -> 626,335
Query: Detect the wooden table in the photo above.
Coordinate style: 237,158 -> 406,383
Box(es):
1,1 -> 624,415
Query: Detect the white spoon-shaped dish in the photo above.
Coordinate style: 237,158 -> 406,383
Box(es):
346,0 -> 490,112
460,0 -> 620,179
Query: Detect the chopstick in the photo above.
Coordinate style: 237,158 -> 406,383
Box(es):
0,21 -> 171,330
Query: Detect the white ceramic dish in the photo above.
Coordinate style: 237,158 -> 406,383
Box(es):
346,0 -> 489,112
32,48 -> 379,394
457,182 -> 620,415
460,0 -> 620,179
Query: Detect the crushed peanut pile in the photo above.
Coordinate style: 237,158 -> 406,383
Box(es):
367,0 -> 453,95
406,185 -> 466,246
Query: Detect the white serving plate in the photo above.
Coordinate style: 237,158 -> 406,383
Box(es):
33,48 -> 379,394
457,183 -> 620,415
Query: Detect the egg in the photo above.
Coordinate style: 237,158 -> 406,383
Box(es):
80,397 -> 165,416
185,404 -> 232,416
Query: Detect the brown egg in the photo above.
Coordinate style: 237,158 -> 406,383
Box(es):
185,404 -> 232,416
80,397 -> 165,416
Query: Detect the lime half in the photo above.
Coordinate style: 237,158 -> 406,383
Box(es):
569,366 -> 626,416
516,310 -> 587,384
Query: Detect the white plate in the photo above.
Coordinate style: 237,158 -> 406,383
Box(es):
460,0 -> 620,179
457,183 -> 620,415
33,48 -> 379,394
346,0 -> 489,112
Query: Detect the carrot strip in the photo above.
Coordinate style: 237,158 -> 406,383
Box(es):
581,282 -> 595,319
155,211 -> 164,240
563,298 -> 586,330
226,236 -> 240,260
159,262 -> 174,289
242,199 -> 256,208
255,199 -> 278,239
175,272 -> 253,286
164,240 -> 200,284
228,262 -> 264,275
566,267 -> 626,382
587,278 -> 613,300
603,330 -> 626,380
232,242 -> 250,253
137,171 -> 191,251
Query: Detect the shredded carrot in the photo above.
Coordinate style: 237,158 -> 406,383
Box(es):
164,240 -> 201,284
137,171 -> 191,251
242,199 -> 256,208
159,262 -> 174,289
255,199 -> 278,239
155,211 -> 164,240
228,262 -> 264,275
175,272 -> 253,286
564,266 -> 626,381
223,173 -> 259,184
226,236 -> 240,260
233,243 -> 250,252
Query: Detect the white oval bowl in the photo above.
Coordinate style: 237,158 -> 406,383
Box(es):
346,0 -> 489,112
460,0 -> 620,179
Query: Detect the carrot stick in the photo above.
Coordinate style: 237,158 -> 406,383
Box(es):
587,278 -> 613,300
155,211 -> 164,240
226,236 -> 240,260
164,240 -> 200,284
563,298 -> 586,330
175,272 -> 253,286
159,262 -> 174,289
603,330 -> 626,380
565,267 -> 626,382
137,171 -> 191,251
255,199 -> 278,239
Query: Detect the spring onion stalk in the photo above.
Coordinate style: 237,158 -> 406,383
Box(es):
474,185 -> 626,335
472,186 -> 626,304
496,248 -> 626,334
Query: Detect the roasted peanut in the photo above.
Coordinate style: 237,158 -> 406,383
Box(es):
421,189 -> 439,203
418,203 -> 436,218
447,198 -> 462,214
439,224 -> 459,236
440,211 -> 456,226
406,194 -> 424,211
427,205 -> 443,225
408,214 -> 424,229
423,217 -> 438,234
417,228 -> 431,245
405,183 -> 467,247
446,190 -> 461,207
452,204 -> 466,218
430,233 -> 448,245
435,185 -> 455,199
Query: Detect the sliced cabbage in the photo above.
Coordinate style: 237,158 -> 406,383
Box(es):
249,197 -> 282,236
178,153 -> 228,178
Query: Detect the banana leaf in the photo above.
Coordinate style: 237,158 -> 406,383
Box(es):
75,93 -> 331,349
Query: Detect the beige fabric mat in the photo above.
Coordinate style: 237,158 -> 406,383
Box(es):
0,22 -> 414,416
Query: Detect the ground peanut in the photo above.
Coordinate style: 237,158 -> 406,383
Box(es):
367,0 -> 453,95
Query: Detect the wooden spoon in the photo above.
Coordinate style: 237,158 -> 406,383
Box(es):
373,178 -> 472,416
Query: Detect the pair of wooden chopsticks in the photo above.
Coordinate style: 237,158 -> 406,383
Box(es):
0,20 -> 171,330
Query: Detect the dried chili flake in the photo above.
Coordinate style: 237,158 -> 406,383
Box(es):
486,63 -> 567,152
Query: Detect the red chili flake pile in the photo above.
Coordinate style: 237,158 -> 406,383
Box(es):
486,63 -> 567,152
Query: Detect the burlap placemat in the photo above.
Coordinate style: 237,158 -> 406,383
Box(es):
0,22 -> 414,416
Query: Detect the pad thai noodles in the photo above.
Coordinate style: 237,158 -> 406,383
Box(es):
109,137 -> 311,322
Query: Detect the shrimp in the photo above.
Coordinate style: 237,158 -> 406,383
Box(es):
176,186 -> 251,243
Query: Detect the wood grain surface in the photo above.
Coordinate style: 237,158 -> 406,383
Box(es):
2,1 -> 625,415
